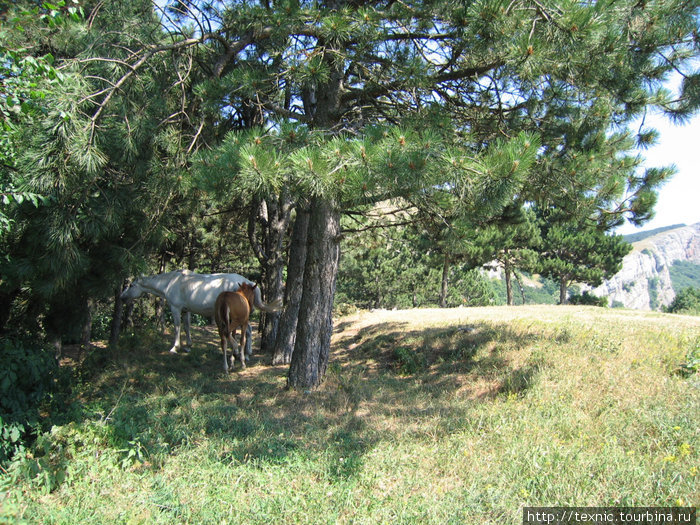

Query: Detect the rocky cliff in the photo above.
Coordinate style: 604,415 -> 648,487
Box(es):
592,223 -> 700,310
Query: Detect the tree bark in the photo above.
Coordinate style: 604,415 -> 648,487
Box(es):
272,207 -> 309,365
439,254 -> 450,308
122,300 -> 134,330
504,261 -> 514,306
109,285 -> 125,347
248,193 -> 293,355
81,298 -> 95,348
559,277 -> 568,305
287,198 -> 340,390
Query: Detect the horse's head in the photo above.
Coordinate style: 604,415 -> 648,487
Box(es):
237,282 -> 257,306
120,278 -> 145,301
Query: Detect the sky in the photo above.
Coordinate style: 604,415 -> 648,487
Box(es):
614,109 -> 700,236
615,64 -> 700,236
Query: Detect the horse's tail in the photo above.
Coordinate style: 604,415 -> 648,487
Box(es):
216,298 -> 231,332
253,286 -> 283,313
224,302 -> 232,331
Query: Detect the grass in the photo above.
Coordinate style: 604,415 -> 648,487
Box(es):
1,305 -> 699,524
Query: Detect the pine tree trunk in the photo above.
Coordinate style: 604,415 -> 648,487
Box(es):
109,285 -> 124,348
287,29 -> 343,388
559,277 -> 568,305
248,193 -> 293,355
287,198 -> 340,390
122,301 -> 134,330
81,298 -> 94,348
439,254 -> 450,308
261,194 -> 293,354
505,262 -> 514,306
272,208 -> 309,365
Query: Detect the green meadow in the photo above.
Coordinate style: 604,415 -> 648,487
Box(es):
2,306 -> 698,524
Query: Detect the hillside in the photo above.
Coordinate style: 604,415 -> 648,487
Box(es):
592,223 -> 700,310
622,224 -> 688,244
5,306 -> 699,524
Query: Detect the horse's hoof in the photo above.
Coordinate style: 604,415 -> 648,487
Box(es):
169,348 -> 178,354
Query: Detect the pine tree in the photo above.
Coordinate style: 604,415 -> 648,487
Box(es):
175,0 -> 698,388
0,0 -> 208,343
463,212 -> 542,306
0,3 -> 72,236
4,0 -> 698,389
537,221 -> 632,304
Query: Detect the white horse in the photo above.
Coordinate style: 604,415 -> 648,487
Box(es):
120,270 -> 282,358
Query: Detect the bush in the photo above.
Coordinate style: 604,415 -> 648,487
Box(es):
665,287 -> 700,315
0,338 -> 59,464
568,291 -> 608,307
677,339 -> 699,377
393,345 -> 427,375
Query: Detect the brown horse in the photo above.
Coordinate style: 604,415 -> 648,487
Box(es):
214,283 -> 257,373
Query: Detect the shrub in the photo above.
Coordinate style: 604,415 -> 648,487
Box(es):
393,345 -> 427,375
568,291 -> 608,307
665,287 -> 700,316
677,339 -> 699,377
0,338 -> 58,464
648,277 -> 661,310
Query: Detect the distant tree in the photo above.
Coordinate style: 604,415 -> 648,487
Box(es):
668,261 -> 700,295
336,207 -> 497,310
537,222 -> 632,304
456,209 -> 541,306
338,208 -> 431,309
568,291 -> 608,308
665,287 -> 700,315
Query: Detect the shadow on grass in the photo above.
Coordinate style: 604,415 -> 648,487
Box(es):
47,318 -> 549,488
334,319 -> 543,381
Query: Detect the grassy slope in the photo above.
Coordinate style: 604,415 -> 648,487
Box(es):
2,306 -> 699,524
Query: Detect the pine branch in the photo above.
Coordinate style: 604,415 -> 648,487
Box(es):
341,218 -> 420,234
87,33 -> 224,144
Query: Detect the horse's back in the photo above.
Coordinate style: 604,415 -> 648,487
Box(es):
215,291 -> 250,329
177,272 -> 252,316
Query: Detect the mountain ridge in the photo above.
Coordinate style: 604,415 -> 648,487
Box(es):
592,222 -> 700,310
621,223 -> 688,245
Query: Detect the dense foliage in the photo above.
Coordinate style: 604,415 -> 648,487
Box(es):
537,220 -> 632,303
0,339 -> 59,464
669,261 -> 700,294
0,0 -> 698,391
665,287 -> 700,316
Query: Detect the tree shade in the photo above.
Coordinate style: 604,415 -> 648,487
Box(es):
1,0 -> 698,389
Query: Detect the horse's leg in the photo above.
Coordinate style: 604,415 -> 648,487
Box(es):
169,306 -> 182,354
183,311 -> 192,352
219,330 -> 228,374
228,328 -> 240,368
239,322 -> 247,369
229,329 -> 239,366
